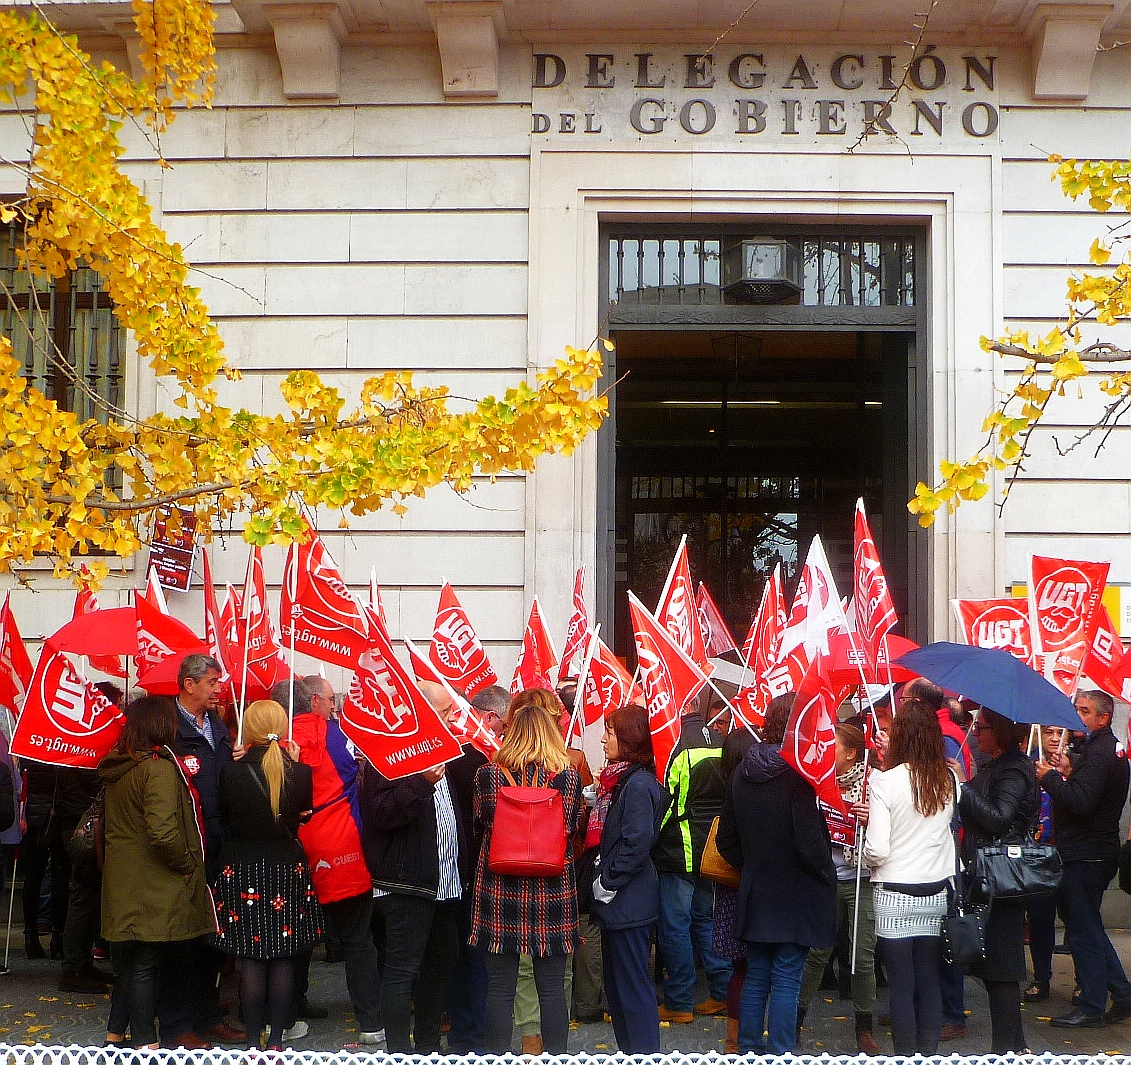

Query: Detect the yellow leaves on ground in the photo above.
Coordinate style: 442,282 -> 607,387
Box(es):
911,154 -> 1131,527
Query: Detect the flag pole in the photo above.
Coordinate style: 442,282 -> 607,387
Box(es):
656,535 -> 686,613
737,575 -> 772,693
237,554 -> 253,747
3,852 -> 17,971
850,749 -> 871,976
285,544 -> 298,744
566,624 -> 600,746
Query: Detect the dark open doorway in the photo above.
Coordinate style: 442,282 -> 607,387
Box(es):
610,329 -> 911,659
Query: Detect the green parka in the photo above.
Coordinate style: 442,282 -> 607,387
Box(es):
99,745 -> 217,942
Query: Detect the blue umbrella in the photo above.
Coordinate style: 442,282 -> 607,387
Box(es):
894,642 -> 1084,731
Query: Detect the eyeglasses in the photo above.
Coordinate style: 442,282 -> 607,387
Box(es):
973,722 -> 994,732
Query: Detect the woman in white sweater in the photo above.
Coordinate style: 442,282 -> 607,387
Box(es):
863,699 -> 956,1055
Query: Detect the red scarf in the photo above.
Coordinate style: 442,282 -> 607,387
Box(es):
584,760 -> 634,850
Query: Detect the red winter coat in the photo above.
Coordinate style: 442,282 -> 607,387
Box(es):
292,713 -> 372,904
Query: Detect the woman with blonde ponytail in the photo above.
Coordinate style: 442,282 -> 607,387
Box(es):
214,700 -> 323,1050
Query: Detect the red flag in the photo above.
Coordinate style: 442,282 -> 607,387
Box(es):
776,536 -> 847,692
952,597 -> 1035,665
404,637 -> 501,757
141,567 -> 170,614
201,548 -> 230,680
1030,556 -> 1110,697
510,598 -> 559,694
11,646 -> 125,767
72,572 -> 127,677
339,624 -> 464,780
628,591 -> 708,781
853,498 -> 898,673
580,632 -> 642,728
656,539 -> 711,671
696,583 -> 737,657
1083,605 -> 1126,700
230,547 -> 289,694
0,593 -> 33,713
135,593 -> 208,676
280,530 -> 370,668
730,686 -> 767,734
781,653 -> 844,812
428,583 -> 497,697
558,567 -> 588,684
220,585 -> 242,658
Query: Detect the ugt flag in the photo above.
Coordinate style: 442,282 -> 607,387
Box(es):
628,591 -> 709,781
280,529 -> 371,668
0,593 -> 33,713
853,498 -> 898,673
11,646 -> 125,767
429,583 -> 498,697
781,652 -> 844,812
341,624 -> 464,780
1030,555 -> 1109,697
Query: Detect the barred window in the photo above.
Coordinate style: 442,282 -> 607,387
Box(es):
0,218 -> 123,424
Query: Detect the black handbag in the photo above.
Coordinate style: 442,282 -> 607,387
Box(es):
971,840 -> 1062,901
941,877 -> 988,968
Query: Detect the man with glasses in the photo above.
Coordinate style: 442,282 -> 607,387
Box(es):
1037,689 -> 1131,1028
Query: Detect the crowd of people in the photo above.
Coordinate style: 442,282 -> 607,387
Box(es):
0,651 -> 1129,1055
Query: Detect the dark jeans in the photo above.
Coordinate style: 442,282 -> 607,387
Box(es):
602,925 -> 660,1053
1061,857 -> 1131,1015
484,951 -> 569,1054
110,940 -> 165,1047
739,941 -> 807,1053
62,868 -> 101,973
156,936 -> 224,1041
21,816 -> 70,941
1026,892 -> 1058,986
882,935 -> 943,1054
939,950 -> 965,1025
377,894 -> 460,1053
324,892 -> 383,1032
447,894 -> 488,1053
657,872 -> 732,1008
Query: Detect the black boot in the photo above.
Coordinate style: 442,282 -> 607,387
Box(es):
855,1011 -> 880,1054
25,935 -> 45,960
796,1006 -> 807,1045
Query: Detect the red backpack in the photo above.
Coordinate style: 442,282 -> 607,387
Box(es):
487,765 -> 567,877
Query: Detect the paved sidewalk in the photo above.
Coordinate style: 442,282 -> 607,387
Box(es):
3,932 -> 1131,1054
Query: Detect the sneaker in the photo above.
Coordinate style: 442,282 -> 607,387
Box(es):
357,1030 -> 385,1045
281,1020 -> 309,1042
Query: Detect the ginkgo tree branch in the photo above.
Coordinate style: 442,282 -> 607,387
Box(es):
910,152 -> 1131,527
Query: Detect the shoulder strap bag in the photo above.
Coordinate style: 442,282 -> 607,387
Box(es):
487,764 -> 567,877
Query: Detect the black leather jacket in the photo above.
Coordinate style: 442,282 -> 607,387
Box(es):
958,745 -> 1040,864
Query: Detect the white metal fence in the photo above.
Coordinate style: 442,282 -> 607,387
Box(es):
0,1050 -> 1110,1064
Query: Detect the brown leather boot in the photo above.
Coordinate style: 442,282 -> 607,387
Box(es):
521,1035 -> 543,1056
856,1011 -> 880,1055
725,1016 -> 739,1054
